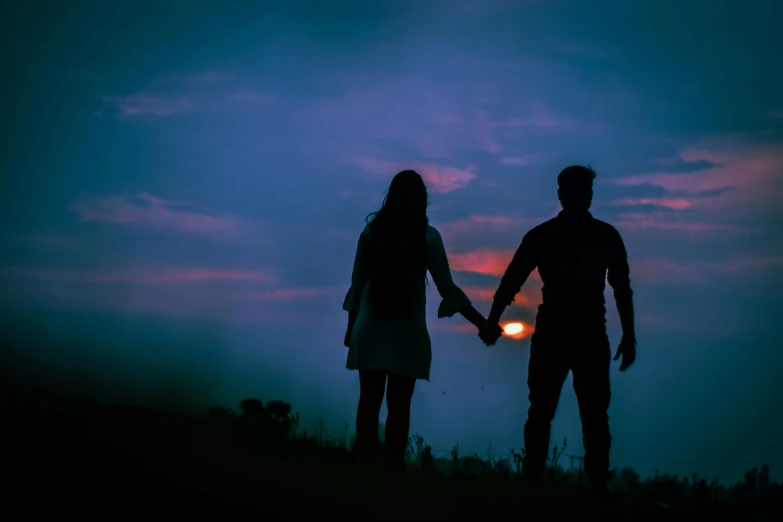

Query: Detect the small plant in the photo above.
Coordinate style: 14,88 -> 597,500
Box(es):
486,439 -> 494,467
510,448 -> 526,475
411,433 -> 426,464
421,446 -> 435,473
317,414 -> 326,446
337,422 -> 348,449
547,438 -> 567,469
451,442 -> 461,474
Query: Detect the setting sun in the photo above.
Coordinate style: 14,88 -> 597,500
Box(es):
503,322 -> 524,335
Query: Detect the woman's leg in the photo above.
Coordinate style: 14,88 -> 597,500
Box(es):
356,370 -> 387,461
384,373 -> 416,474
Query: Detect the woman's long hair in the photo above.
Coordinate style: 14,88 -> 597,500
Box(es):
364,170 -> 429,318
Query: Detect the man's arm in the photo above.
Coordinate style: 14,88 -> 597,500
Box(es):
487,230 -> 537,326
607,227 -> 635,341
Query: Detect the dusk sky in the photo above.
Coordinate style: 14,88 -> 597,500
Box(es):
2,0 -> 782,484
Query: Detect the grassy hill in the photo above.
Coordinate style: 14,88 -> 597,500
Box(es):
1,379 -> 779,521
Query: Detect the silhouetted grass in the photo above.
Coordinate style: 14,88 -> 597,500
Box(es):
1,380 -> 778,521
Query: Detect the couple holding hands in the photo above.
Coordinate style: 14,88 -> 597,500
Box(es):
342,165 -> 636,496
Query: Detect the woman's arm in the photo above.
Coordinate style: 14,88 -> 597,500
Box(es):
343,230 -> 368,346
427,227 -> 486,326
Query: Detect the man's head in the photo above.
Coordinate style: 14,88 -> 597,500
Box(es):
557,165 -> 596,210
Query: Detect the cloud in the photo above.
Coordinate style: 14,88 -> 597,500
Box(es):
100,95 -> 195,118
611,198 -> 694,210
98,72 -> 276,119
227,91 -> 278,106
462,286 -> 498,302
473,110 -> 504,152
437,214 -> 537,252
0,265 -> 323,325
0,266 -> 275,285
448,248 -> 515,277
447,247 -> 541,287
499,156 -> 533,166
616,212 -> 752,235
440,215 -> 515,237
350,156 -> 476,193
249,287 -> 340,302
614,138 -> 783,206
69,193 -> 254,239
471,105 -> 572,153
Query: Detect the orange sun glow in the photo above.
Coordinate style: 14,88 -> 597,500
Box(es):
503,322 -> 524,336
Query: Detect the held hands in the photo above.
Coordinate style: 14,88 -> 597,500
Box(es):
478,320 -> 502,346
613,335 -> 636,371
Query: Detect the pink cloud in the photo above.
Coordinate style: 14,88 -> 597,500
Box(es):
614,138 -> 783,206
0,266 -> 275,285
616,212 -> 751,235
69,193 -> 253,239
350,156 -> 476,193
448,248 -> 515,277
447,247 -> 542,289
611,198 -> 694,210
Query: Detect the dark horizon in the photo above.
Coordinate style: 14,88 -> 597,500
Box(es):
2,0 -> 782,487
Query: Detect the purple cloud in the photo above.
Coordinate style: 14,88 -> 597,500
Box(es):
611,198 -> 694,210
0,265 -> 275,285
350,156 -> 476,193
98,71 -> 276,119
69,193 -> 254,239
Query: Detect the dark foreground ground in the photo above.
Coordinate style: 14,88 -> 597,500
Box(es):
0,380 -> 774,522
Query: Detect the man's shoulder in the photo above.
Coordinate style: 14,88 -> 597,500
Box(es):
527,217 -> 558,237
590,217 -> 621,236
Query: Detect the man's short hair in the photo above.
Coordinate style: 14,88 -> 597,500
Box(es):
557,165 -> 596,192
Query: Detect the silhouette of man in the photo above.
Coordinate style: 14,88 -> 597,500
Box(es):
479,165 -> 636,496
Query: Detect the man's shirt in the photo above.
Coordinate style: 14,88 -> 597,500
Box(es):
493,208 -> 632,337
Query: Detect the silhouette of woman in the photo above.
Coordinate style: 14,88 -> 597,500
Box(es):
342,170 -> 495,477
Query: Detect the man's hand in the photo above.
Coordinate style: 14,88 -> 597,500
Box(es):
613,336 -> 636,371
478,321 -> 502,346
